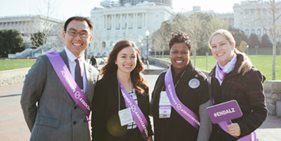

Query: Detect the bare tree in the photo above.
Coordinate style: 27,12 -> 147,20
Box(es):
242,0 -> 281,79
151,21 -> 172,57
268,0 -> 281,80
32,0 -> 61,49
48,23 -> 64,49
279,42 -> 281,55
151,13 -> 229,60
185,13 -> 228,65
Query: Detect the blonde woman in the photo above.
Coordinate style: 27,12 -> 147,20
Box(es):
208,29 -> 267,141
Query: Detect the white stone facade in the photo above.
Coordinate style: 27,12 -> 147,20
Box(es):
233,0 -> 281,37
0,15 -> 62,47
119,0 -> 172,7
89,2 -> 174,56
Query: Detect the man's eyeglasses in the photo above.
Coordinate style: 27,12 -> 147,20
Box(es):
66,30 -> 90,38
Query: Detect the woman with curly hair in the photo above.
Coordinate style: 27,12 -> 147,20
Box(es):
151,32 -> 210,141
91,39 -> 153,141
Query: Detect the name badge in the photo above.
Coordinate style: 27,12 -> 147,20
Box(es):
159,91 -> 171,105
118,108 -> 134,126
159,91 -> 171,118
159,105 -> 172,118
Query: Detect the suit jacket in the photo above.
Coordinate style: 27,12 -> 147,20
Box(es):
21,50 -> 99,141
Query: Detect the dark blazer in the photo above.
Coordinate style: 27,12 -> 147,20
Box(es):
209,54 -> 267,141
21,50 -> 99,141
151,63 -> 210,141
91,73 -> 153,141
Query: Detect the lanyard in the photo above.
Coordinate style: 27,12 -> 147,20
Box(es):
118,81 -> 149,140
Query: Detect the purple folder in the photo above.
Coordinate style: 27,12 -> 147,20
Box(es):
207,100 -> 243,123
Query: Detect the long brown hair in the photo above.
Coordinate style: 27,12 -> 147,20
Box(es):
100,40 -> 148,95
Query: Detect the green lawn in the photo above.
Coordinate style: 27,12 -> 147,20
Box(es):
249,55 -> 281,80
0,59 -> 36,71
0,55 -> 280,80
160,55 -> 281,80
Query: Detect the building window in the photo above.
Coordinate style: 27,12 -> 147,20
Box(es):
245,29 -> 249,36
106,15 -> 112,30
137,13 -> 143,29
263,8 -> 267,14
102,41 -> 106,48
245,9 -> 249,15
251,29 -> 255,34
128,14 -> 133,29
122,14 -> 127,29
116,14 -> 120,30
257,8 -> 261,16
251,9 -> 255,15
257,28 -> 261,36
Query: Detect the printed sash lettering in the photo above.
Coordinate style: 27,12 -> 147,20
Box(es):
207,100 -> 257,141
47,52 -> 90,120
164,67 -> 200,128
118,81 -> 149,140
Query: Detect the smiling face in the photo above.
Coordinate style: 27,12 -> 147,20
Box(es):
210,34 -> 235,66
115,47 -> 137,74
170,42 -> 190,72
63,20 -> 92,57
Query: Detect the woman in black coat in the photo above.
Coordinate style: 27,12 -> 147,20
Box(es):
151,32 -> 211,141
208,29 -> 267,141
91,40 -> 153,141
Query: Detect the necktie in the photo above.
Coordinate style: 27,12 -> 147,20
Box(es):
75,59 -> 83,89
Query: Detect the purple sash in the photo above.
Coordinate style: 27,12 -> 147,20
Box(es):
218,121 -> 258,141
118,81 -> 148,140
164,67 -> 200,128
47,52 -> 90,119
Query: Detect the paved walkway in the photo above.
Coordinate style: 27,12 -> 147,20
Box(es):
0,83 -> 29,140
0,75 -> 281,141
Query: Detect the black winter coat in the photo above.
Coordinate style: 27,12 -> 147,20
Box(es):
91,73 -> 153,141
151,63 -> 209,141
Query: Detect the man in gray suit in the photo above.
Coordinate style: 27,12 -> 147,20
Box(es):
21,16 -> 99,141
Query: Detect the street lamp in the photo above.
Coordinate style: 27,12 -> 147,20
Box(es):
145,30 -> 150,69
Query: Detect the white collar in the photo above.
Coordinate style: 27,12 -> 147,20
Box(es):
64,47 -> 85,63
218,54 -> 237,74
